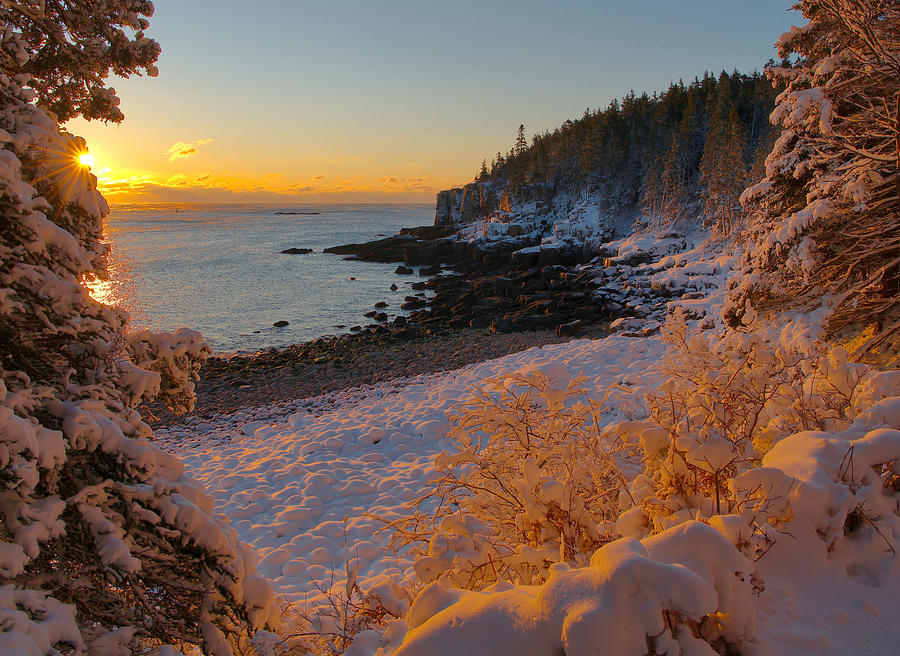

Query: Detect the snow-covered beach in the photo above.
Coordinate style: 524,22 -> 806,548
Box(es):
157,333 -> 669,610
149,326 -> 604,427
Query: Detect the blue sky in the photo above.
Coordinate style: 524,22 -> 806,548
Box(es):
72,0 -> 801,201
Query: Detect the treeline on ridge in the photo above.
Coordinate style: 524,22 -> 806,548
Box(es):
478,68 -> 784,233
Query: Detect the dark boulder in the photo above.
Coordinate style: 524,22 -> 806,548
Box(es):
273,320 -> 289,327
393,327 -> 417,340
280,247 -> 313,254
490,318 -> 514,334
555,319 -> 583,337
402,297 -> 427,310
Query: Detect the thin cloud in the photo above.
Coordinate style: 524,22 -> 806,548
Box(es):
166,138 -> 213,161
97,170 -> 441,201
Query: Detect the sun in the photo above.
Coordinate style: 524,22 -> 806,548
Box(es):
77,151 -> 95,168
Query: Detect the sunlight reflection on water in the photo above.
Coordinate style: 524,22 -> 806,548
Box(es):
89,203 -> 432,353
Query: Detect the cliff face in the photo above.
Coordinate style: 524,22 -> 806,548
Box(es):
433,177 -> 639,253
434,179 -> 594,228
434,182 -> 509,226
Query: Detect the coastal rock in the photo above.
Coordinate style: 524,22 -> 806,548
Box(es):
555,319 -> 582,337
273,320 -> 290,327
419,264 -> 441,276
401,297 -> 427,310
374,301 -> 388,308
280,247 -> 313,254
434,188 -> 463,226
435,182 -> 506,225
395,265 -> 413,275
390,283 -> 398,291
491,318 -> 513,334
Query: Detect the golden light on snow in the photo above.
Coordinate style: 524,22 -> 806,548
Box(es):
77,151 -> 94,168
82,273 -> 115,306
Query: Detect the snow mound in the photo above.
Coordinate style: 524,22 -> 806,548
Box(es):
389,522 -> 753,656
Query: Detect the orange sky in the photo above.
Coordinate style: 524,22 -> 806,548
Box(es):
67,125 -> 452,204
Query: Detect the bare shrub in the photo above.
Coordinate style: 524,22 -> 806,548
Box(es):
383,371 -> 628,589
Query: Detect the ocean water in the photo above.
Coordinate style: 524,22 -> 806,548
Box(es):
90,203 -> 434,353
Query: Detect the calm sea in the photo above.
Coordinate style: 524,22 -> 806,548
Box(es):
92,203 -> 434,353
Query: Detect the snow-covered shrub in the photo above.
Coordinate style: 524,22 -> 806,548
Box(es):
381,322 -> 899,656
385,368 -> 625,589
733,423 -> 900,572
291,553 -> 403,656
726,0 -> 900,357
1,7 -> 275,655
386,521 -> 756,656
128,328 -> 211,415
615,311 -> 900,562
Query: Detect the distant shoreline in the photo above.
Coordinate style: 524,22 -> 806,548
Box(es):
106,201 -> 434,209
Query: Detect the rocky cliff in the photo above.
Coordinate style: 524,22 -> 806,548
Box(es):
434,181 -> 510,226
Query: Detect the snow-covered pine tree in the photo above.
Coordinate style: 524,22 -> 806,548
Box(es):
727,0 -> 899,358
0,4 -> 275,654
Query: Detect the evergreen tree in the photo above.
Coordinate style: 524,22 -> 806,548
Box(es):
642,137 -> 688,228
728,0 -> 900,355
700,82 -> 748,235
0,5 -> 275,654
514,124 -> 528,157
471,70 -> 779,229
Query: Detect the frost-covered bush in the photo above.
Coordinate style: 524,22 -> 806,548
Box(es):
727,0 -> 900,356
380,319 -> 900,656
292,554 -> 403,656
1,7 -> 275,655
733,420 -> 900,570
128,328 -> 211,415
615,311 -> 900,562
385,367 -> 624,589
